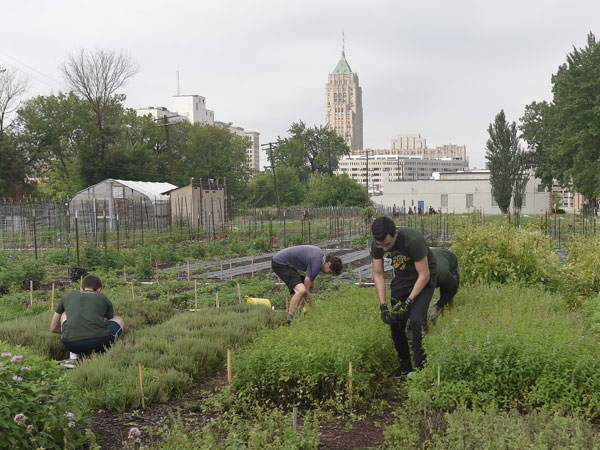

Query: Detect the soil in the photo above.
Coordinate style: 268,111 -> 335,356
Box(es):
87,371 -> 400,449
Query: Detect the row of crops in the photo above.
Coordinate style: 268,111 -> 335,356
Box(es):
2,215 -> 600,448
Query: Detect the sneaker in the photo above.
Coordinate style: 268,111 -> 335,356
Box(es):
60,358 -> 79,369
388,367 -> 412,379
428,305 -> 441,322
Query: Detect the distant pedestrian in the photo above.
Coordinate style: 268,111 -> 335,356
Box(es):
428,248 -> 460,322
271,245 -> 343,325
371,216 -> 437,378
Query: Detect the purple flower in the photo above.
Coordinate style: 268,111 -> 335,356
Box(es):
128,427 -> 141,439
14,414 -> 27,425
26,425 -> 33,432
20,366 -> 30,371
64,412 -> 74,420
1,352 -> 12,358
10,355 -> 23,363
13,375 -> 23,383
68,421 -> 76,428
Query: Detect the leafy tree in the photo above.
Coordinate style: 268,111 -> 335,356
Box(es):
246,167 -> 304,207
275,121 -> 349,180
306,173 -> 370,207
486,109 -> 523,214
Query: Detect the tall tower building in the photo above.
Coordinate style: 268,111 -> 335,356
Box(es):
325,44 -> 363,151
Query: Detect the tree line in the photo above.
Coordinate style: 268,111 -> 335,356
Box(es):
487,32 -> 600,215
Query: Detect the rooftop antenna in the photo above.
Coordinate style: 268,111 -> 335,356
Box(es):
176,70 -> 180,96
342,31 -> 345,56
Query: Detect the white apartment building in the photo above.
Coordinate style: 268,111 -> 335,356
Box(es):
135,106 -> 186,123
373,171 -> 550,215
172,95 -> 214,125
337,154 -> 469,192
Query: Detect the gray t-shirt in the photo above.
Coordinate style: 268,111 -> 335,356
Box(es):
273,245 -> 325,281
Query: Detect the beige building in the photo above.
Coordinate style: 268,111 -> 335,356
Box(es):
167,178 -> 227,227
325,49 -> 363,151
337,154 -> 469,192
215,122 -> 260,172
387,134 -> 467,160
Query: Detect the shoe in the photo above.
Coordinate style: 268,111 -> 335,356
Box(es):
60,358 -> 79,369
389,367 -> 412,379
428,305 -> 441,322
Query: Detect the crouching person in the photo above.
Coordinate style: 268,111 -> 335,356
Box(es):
50,274 -> 125,368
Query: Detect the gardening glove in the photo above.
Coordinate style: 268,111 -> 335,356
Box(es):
390,297 -> 413,324
380,304 -> 391,324
428,305 -> 441,322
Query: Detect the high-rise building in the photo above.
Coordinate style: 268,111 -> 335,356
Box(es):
325,46 -> 363,151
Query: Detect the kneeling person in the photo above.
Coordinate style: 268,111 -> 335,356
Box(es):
50,274 -> 125,367
271,245 -> 343,324
428,248 -> 460,322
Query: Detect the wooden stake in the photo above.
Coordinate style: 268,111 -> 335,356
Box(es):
230,261 -> 233,280
216,292 -> 220,308
131,281 -> 135,300
80,276 -> 83,289
251,255 -> 254,277
194,279 -> 198,309
292,407 -> 298,432
29,280 -> 33,307
359,267 -> 362,284
138,363 -> 145,408
187,261 -> 190,281
437,361 -> 441,386
167,290 -> 170,305
123,265 -> 127,283
348,361 -> 353,409
51,282 -> 55,310
220,262 -> 223,280
227,346 -> 232,406
237,283 -> 241,304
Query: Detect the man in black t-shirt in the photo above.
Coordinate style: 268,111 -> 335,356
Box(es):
371,216 -> 437,377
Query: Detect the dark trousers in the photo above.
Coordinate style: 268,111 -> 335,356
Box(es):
389,274 -> 437,370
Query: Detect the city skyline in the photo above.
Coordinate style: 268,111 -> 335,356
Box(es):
3,0 -> 600,171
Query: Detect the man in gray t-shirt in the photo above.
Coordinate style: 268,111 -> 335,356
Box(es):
271,245 -> 342,324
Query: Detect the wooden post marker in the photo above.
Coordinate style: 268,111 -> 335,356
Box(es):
194,279 -> 198,309
227,346 -> 232,406
220,261 -> 223,280
131,281 -> 135,300
292,407 -> 298,432
29,280 -> 33,307
51,282 -> 55,310
216,292 -> 220,308
80,276 -> 83,289
348,361 -> 353,409
359,267 -> 362,284
187,261 -> 191,281
437,361 -> 441,386
167,290 -> 170,305
251,255 -> 254,277
237,283 -> 241,304
138,363 -> 145,408
230,261 -> 233,280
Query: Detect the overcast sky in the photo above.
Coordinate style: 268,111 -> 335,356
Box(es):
3,0 -> 600,170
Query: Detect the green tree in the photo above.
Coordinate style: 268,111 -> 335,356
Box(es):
306,173 -> 370,207
486,109 -> 523,214
275,121 -> 350,180
247,167 -> 304,207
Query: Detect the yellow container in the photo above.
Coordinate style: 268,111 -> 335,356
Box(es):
245,296 -> 272,308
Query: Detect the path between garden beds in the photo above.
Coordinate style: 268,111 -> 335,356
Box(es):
87,370 -> 400,449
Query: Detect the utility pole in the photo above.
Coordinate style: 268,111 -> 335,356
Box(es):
262,142 -> 281,218
154,115 -> 179,184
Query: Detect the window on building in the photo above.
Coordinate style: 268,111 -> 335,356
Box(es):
466,194 -> 473,208
441,194 -> 448,207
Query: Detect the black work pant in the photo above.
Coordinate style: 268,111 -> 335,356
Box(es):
389,274 -> 437,370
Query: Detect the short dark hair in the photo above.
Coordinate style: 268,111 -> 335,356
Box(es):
371,216 -> 397,242
82,274 -> 102,291
326,254 -> 343,276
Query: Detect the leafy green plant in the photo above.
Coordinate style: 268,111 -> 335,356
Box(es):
0,343 -> 90,449
561,234 -> 600,300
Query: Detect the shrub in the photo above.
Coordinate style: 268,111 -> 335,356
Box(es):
0,343 -> 90,449
450,221 -> 561,287
407,284 -> 600,418
232,285 -> 396,410
0,257 -> 45,288
561,234 -> 600,300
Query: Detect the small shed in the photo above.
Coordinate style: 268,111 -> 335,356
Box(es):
166,178 -> 227,227
68,179 -> 177,231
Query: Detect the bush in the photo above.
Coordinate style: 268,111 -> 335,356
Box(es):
0,343 -> 90,449
561,234 -> 600,300
0,257 -> 45,289
407,284 -> 600,418
450,221 -> 561,288
232,284 -> 396,410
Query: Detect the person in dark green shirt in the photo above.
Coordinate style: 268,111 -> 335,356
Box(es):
50,274 -> 125,367
428,248 -> 460,322
371,216 -> 437,377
